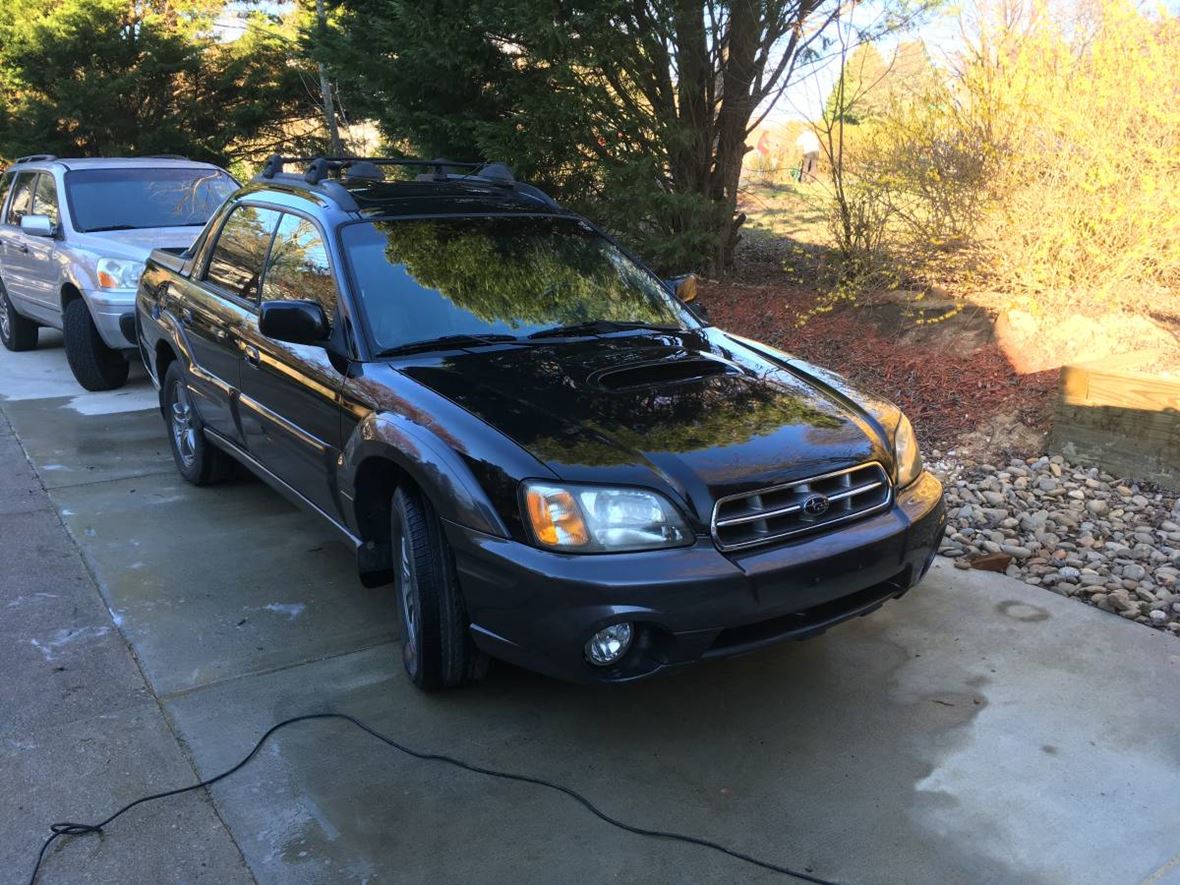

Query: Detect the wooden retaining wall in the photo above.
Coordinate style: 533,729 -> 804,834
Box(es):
1047,350 -> 1180,490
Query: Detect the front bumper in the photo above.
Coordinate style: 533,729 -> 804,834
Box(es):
84,288 -> 137,349
446,470 -> 946,683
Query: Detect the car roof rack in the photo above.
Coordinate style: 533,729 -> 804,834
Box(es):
14,154 -> 58,164
255,155 -> 560,209
145,154 -> 190,160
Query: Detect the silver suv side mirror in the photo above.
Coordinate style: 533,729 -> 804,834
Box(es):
20,215 -> 56,238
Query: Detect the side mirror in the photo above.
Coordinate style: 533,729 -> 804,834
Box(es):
20,214 -> 55,238
666,273 -> 699,303
258,300 -> 328,345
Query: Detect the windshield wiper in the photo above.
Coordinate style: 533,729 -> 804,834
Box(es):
527,320 -> 682,339
82,224 -> 140,232
376,333 -> 524,357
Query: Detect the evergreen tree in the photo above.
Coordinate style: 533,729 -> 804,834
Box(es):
0,0 -> 318,166
313,0 -> 922,272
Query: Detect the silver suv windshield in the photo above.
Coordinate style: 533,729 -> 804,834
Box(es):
65,167 -> 237,232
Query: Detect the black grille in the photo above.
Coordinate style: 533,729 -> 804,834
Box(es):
711,462 -> 892,551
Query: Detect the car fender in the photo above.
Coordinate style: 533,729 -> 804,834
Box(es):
62,254 -> 99,296
145,305 -> 199,391
340,410 -> 509,538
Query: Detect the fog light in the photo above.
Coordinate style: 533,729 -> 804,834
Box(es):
585,622 -> 633,666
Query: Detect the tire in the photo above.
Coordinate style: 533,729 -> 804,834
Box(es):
391,485 -> 486,691
0,281 -> 39,351
161,361 -> 234,486
63,297 -> 129,391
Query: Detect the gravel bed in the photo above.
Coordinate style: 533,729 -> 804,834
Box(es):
930,453 -> 1180,635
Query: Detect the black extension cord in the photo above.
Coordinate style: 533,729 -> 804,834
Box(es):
26,712 -> 837,885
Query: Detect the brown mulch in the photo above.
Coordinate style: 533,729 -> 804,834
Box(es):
702,280 -> 1060,452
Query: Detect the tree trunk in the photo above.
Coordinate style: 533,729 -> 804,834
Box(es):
316,0 -> 342,154
707,0 -> 760,272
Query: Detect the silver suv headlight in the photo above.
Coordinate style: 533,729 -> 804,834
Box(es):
522,482 -> 693,552
96,258 -> 145,290
894,414 -> 923,488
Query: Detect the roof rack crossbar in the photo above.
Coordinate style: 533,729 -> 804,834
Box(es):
14,154 -> 58,164
260,155 -> 490,185
253,154 -> 558,211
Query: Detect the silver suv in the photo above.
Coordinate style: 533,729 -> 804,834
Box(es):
0,155 -> 236,389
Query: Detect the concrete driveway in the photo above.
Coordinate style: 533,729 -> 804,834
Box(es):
2,333 -> 1179,885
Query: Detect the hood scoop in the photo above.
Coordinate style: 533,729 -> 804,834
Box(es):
590,354 -> 739,392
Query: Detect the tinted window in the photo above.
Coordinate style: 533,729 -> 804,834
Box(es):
341,216 -> 694,352
264,214 -> 337,318
4,173 -> 36,226
204,205 -> 281,303
65,167 -> 237,232
32,174 -> 59,225
0,172 -> 13,217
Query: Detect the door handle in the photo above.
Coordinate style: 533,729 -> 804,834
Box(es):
179,307 -> 193,325
12,241 -> 28,254
244,344 -> 260,366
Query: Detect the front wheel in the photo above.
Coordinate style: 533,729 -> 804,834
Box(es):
63,298 -> 128,390
391,486 -> 486,691
162,361 -> 234,485
0,283 -> 39,351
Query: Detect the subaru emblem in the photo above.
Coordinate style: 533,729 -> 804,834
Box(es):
802,494 -> 830,516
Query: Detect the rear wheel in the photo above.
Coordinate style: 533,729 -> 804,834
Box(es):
162,361 -> 233,485
63,297 -> 129,390
391,485 -> 486,691
0,282 -> 39,352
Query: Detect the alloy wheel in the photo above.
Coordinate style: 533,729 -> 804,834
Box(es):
169,382 -> 198,468
0,290 -> 10,344
398,531 -> 419,665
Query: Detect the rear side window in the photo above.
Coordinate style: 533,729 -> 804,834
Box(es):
4,172 -> 36,225
0,172 -> 13,217
32,174 -> 59,225
263,213 -> 338,318
203,205 -> 281,303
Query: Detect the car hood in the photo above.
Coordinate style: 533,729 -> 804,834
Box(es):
69,226 -> 201,261
396,329 -> 895,525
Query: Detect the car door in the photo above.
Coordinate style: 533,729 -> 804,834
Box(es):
176,203 -> 282,441
0,172 -> 43,315
238,211 -> 345,516
16,172 -> 65,324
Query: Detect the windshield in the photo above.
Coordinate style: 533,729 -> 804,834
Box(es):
65,167 -> 237,232
341,216 -> 696,353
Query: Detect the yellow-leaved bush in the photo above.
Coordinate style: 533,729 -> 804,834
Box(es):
838,0 -> 1180,314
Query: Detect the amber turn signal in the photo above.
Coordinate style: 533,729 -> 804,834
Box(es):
524,484 -> 590,548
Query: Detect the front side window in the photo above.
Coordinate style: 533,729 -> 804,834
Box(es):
4,172 -> 37,226
204,205 -> 281,303
264,213 -> 338,318
32,174 -> 59,225
341,216 -> 695,353
65,167 -> 237,233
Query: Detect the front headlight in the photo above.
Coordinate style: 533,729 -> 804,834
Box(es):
894,414 -> 923,488
522,482 -> 693,553
96,258 -> 145,290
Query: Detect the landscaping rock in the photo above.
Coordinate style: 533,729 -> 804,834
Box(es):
968,552 -> 1013,573
931,452 -> 1180,637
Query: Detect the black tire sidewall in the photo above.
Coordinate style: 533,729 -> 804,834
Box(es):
63,298 -> 128,390
0,281 -> 39,352
391,486 -> 475,691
